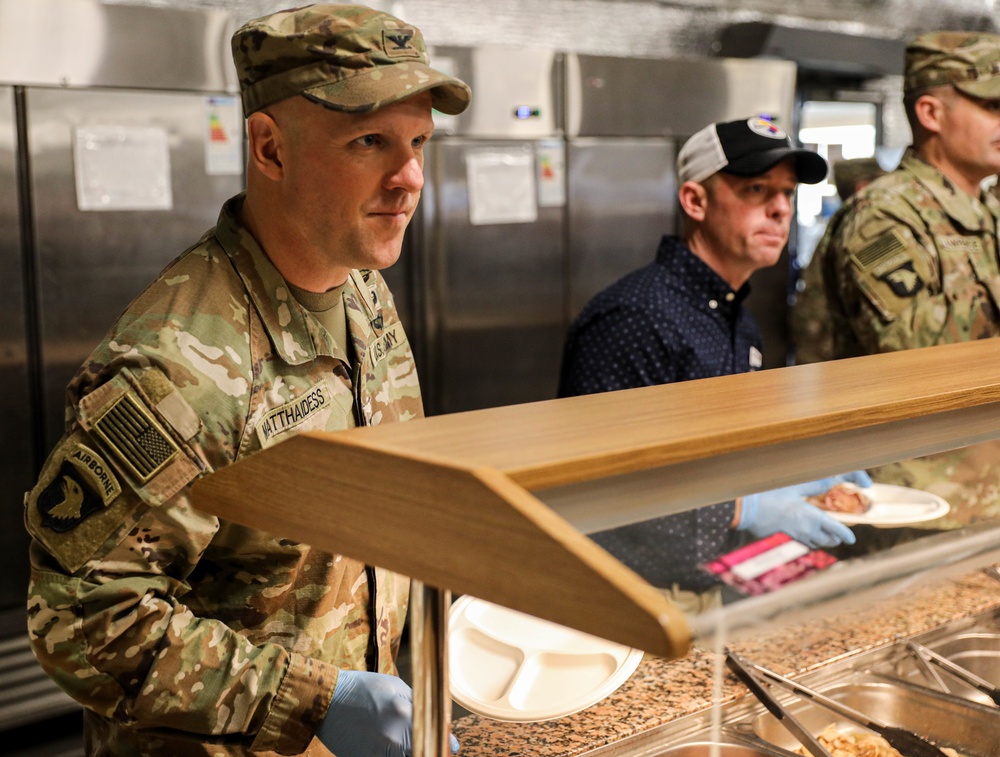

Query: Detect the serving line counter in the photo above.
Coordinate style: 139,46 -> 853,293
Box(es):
193,339 -> 1000,756
446,568 -> 1000,756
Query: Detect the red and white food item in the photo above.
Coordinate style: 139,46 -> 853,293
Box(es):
807,483 -> 872,515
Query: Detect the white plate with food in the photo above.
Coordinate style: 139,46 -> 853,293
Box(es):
447,595 -> 643,722
808,482 -> 950,526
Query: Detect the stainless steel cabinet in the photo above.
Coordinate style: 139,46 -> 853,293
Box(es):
566,137 -> 676,318
417,138 -> 567,414
407,47 -> 568,415
0,85 -> 32,612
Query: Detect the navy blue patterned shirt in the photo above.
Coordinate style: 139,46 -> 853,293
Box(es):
558,235 -> 763,591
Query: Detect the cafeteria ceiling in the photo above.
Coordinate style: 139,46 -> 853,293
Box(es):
101,0 -> 998,58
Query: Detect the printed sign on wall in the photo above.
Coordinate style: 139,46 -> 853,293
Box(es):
73,125 -> 173,211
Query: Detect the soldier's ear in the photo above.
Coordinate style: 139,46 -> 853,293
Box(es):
678,180 -> 709,222
913,92 -> 947,135
246,111 -> 284,180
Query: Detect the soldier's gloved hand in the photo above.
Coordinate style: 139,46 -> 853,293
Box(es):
316,670 -> 460,757
737,472 -> 871,548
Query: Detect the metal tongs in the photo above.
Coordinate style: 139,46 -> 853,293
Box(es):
726,650 -> 952,757
726,651 -> 834,757
905,638 -> 1000,706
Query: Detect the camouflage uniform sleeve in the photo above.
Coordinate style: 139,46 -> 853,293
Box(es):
791,209 -> 846,364
828,200 -> 1000,353
25,361 -> 336,754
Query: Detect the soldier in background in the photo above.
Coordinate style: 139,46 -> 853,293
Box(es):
792,157 -> 887,364
831,157 -> 887,205
23,5 -> 469,756
793,31 -> 1000,531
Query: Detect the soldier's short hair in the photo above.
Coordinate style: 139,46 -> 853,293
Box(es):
231,3 -> 471,117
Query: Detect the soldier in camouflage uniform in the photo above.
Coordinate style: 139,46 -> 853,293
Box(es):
23,5 -> 470,756
791,31 -> 1000,530
792,158 -> 886,365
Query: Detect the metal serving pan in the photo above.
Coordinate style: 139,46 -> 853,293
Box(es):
891,632 -> 1000,707
750,675 -> 1000,757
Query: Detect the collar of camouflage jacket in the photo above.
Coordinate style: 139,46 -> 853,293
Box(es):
903,148 -> 1000,233
213,193 -> 380,366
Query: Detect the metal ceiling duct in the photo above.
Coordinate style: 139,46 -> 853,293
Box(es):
658,0 -> 1000,36
714,22 -> 907,77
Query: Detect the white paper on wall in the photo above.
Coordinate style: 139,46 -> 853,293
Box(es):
73,125 -> 173,211
466,148 -> 538,226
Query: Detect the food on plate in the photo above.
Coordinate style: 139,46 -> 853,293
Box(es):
792,723 -> 962,757
806,483 -> 872,515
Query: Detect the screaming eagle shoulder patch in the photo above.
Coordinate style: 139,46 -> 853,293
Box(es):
37,444 -> 120,533
879,260 -> 924,297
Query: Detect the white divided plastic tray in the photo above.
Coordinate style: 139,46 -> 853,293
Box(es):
447,595 -> 644,722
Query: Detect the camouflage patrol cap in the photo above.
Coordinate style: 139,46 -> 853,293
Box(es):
232,4 -> 471,116
904,31 -> 1000,98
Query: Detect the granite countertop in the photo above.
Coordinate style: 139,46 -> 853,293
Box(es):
450,568 -> 1000,757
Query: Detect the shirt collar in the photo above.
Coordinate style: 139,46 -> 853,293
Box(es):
656,235 -> 750,315
901,148 -> 998,232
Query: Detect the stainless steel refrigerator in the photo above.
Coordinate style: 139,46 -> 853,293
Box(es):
400,46 -> 569,415
0,0 -> 243,731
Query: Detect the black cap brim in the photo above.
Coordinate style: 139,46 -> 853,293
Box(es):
723,147 -> 829,185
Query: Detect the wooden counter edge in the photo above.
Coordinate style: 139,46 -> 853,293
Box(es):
192,432 -> 692,658
338,341 -> 1000,490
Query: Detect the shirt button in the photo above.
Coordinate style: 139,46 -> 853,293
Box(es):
708,299 -> 718,309
725,292 -> 735,302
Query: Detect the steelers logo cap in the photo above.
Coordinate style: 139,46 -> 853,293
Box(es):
677,116 -> 828,185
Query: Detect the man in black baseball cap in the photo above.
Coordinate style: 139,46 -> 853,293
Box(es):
559,116 -> 865,612
671,114 -> 827,285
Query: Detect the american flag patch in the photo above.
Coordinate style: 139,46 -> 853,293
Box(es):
93,393 -> 178,483
854,231 -> 906,272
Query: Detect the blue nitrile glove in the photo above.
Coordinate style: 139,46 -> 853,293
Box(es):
316,670 -> 460,757
737,472 -> 872,548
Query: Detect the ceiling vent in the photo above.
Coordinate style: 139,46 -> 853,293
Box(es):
715,22 -> 906,78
